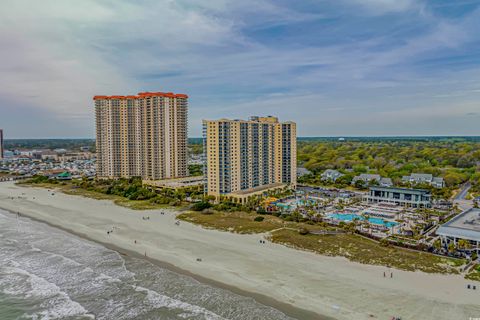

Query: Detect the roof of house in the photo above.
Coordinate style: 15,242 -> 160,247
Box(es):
354,173 -> 381,180
322,169 -> 342,176
410,173 -> 433,181
380,177 -> 393,184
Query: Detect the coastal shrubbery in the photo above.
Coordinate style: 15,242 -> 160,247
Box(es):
191,201 -> 212,211
25,175 -> 52,184
254,216 -> 264,222
25,176 -> 191,207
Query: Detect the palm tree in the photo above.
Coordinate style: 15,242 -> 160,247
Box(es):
448,242 -> 456,254
458,239 -> 471,251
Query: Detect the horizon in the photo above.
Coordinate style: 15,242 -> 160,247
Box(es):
3,135 -> 480,141
2,1 -> 480,138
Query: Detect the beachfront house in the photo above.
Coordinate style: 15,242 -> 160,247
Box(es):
402,173 -> 445,188
321,169 -> 344,182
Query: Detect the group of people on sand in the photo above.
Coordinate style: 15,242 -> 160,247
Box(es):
106,226 -> 117,235
259,239 -> 266,244
142,216 -> 150,220
383,271 -> 393,278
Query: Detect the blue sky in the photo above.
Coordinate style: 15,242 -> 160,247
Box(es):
1,0 -> 480,138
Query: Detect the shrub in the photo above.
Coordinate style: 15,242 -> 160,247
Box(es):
28,175 -> 49,184
150,196 -> 171,205
256,208 -> 268,214
254,216 -> 265,222
192,201 -> 212,211
201,208 -> 214,215
298,228 -> 309,235
379,238 -> 390,247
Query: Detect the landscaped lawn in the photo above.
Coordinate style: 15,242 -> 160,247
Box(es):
269,229 -> 465,274
177,211 -> 286,233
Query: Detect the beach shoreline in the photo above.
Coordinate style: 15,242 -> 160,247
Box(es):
0,207 -> 324,320
1,181 -> 479,320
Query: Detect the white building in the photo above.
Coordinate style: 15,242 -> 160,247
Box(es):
321,169 -> 343,182
402,173 -> 444,188
437,208 -> 480,253
364,186 -> 432,208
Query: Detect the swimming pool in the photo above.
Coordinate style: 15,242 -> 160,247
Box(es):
327,213 -> 397,228
275,199 -> 316,210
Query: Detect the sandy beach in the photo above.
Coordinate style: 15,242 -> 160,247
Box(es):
0,181 -> 479,320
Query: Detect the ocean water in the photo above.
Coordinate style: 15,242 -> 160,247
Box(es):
0,209 -> 294,320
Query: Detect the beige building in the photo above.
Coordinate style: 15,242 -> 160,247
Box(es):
203,116 -> 296,203
94,92 -> 188,180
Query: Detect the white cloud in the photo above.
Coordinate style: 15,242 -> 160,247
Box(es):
1,0 -> 480,137
345,0 -> 419,14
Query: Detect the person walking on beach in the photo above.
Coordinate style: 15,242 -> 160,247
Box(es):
383,272 -> 386,278
390,272 -> 393,278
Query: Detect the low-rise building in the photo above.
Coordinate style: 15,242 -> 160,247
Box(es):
143,176 -> 205,192
402,173 -> 444,188
40,152 -> 59,161
437,208 -> 480,253
58,152 -> 95,162
297,167 -> 311,178
363,186 -> 432,208
321,169 -> 343,182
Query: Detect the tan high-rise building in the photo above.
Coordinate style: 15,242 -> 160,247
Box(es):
203,116 -> 296,203
94,92 -> 188,180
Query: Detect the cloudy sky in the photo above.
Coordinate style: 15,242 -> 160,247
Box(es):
1,0 -> 480,138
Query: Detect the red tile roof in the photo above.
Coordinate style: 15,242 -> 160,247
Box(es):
94,92 -> 188,100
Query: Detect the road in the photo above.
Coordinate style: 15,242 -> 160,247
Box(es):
454,182 -> 471,200
453,182 -> 473,211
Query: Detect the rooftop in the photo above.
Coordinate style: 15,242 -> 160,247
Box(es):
93,92 -> 188,100
203,116 -> 293,125
410,173 -> 433,179
437,208 -> 480,241
369,186 -> 430,194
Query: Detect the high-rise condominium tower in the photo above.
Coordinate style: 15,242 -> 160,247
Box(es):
94,92 -> 188,180
0,129 -> 3,159
203,116 -> 296,202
